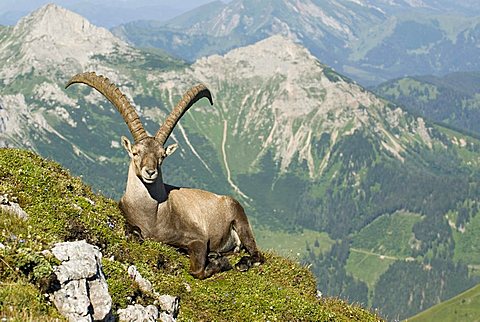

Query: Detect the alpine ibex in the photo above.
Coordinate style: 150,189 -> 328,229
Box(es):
66,72 -> 264,279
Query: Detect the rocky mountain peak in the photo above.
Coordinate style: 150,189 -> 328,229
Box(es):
192,35 -> 376,119
15,4 -> 84,34
230,34 -> 311,63
0,4 -> 128,80
14,3 -> 121,45
175,35 -> 414,175
197,35 -> 316,79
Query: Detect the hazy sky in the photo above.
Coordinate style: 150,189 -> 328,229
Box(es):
0,0 -> 229,27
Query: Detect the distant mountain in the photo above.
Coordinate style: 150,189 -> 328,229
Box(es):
373,72 -> 480,136
365,0 -> 480,15
112,0 -> 480,85
1,4 -> 480,319
423,0 -> 480,15
0,0 -> 220,27
112,0 -> 386,80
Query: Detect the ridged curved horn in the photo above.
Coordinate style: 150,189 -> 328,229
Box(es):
65,72 -> 148,142
155,84 -> 213,145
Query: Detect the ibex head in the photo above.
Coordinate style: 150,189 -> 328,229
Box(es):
121,137 -> 177,183
65,72 -> 213,184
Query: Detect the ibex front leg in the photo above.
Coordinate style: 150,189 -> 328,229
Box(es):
188,240 -> 232,279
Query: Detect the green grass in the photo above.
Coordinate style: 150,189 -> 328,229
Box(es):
405,283 -> 480,322
346,212 -> 423,304
379,78 -> 439,102
0,281 -> 65,321
351,211 -> 422,258
433,126 -> 480,166
309,160 -> 342,199
0,148 -> 382,321
346,249 -> 396,294
451,211 -> 480,265
255,227 -> 335,260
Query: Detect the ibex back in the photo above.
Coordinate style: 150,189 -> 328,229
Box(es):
66,72 -> 264,279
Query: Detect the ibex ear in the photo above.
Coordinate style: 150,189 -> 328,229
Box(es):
121,136 -> 134,158
165,143 -> 178,156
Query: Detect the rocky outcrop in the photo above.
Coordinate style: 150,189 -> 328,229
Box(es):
49,242 -> 180,322
0,198 -> 178,322
157,295 -> 180,321
118,300 -> 180,322
118,304 -> 159,322
127,265 -> 180,321
50,240 -> 112,322
0,194 -> 28,220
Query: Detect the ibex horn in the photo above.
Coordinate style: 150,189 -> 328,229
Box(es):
65,72 -> 148,142
155,84 -> 213,145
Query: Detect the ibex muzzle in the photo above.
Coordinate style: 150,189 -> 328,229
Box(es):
66,72 -> 264,279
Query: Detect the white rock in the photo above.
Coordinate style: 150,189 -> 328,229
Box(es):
0,194 -> 28,220
128,265 -> 153,293
51,240 -> 112,321
118,304 -> 159,322
158,294 -> 180,317
51,279 -> 92,322
126,266 -> 180,321
88,273 -> 113,321
52,240 -> 99,283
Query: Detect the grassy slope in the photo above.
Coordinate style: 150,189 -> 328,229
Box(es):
346,212 -> 422,292
406,283 -> 480,322
351,211 -> 422,258
448,207 -> 480,265
373,74 -> 480,138
346,251 -> 396,294
0,148 -> 382,321
255,227 -> 334,260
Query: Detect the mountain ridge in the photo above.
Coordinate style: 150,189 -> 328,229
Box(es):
175,34 -> 429,175
1,4 -> 480,319
112,0 -> 480,84
373,71 -> 480,137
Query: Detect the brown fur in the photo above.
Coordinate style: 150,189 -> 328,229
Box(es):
119,137 -> 264,279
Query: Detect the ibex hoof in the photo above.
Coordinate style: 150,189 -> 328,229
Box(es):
235,256 -> 253,272
203,256 -> 232,278
212,256 -> 232,272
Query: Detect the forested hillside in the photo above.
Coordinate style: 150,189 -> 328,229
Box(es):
374,72 -> 480,137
